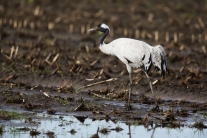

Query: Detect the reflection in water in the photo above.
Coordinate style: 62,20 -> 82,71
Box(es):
1,114 -> 207,138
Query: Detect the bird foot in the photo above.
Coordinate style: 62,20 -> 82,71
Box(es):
125,103 -> 132,110
150,104 -> 160,112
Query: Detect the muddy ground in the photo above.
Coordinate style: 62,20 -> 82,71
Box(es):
0,0 -> 207,135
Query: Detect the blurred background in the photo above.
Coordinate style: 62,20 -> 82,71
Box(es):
1,0 -> 206,32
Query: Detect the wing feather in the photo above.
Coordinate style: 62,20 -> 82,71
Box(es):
112,38 -> 151,68
151,45 -> 168,76
108,38 -> 168,76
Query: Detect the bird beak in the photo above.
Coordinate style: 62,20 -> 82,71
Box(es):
88,26 -> 98,32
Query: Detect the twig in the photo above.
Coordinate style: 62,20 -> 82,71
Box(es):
52,53 -> 59,64
90,59 -> 98,66
74,103 -> 84,111
198,17 -> 205,29
44,53 -> 51,64
78,78 -> 117,90
9,46 -> 15,59
3,74 -> 13,81
152,80 -> 158,85
45,53 -> 59,65
14,46 -> 18,58
43,92 -> 49,97
202,45 -> 206,54
89,91 -> 106,99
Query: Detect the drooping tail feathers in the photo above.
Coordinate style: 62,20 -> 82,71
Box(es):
151,45 -> 168,77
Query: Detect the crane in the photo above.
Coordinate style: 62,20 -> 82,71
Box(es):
88,23 -> 168,109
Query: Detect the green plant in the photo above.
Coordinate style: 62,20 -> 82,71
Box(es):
55,97 -> 70,104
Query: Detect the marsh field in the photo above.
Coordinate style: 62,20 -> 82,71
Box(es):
0,0 -> 207,137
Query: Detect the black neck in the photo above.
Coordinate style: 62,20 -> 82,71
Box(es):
99,29 -> 109,45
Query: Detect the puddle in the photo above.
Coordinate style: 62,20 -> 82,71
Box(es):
1,112 -> 207,138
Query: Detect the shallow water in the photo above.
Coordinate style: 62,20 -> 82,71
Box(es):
1,113 -> 207,138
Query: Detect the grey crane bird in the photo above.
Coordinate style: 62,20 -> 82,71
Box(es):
89,23 -> 168,109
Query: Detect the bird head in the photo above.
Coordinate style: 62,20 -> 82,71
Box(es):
88,23 -> 110,33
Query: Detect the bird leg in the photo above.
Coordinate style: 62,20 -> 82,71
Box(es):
143,72 -> 158,106
129,72 -> 132,85
126,65 -> 132,110
127,73 -> 132,110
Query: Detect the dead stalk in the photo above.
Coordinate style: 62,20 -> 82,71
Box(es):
90,91 -> 106,99
14,46 -> 19,58
165,31 -> 169,42
202,46 -> 206,54
45,53 -> 59,65
154,31 -> 159,42
78,78 -> 117,90
123,28 -> 128,36
90,59 -> 98,66
43,92 -> 50,97
135,29 -> 139,39
81,25 -> 85,34
174,32 -> 178,43
10,46 -> 15,59
69,24 -> 73,33
4,46 -> 18,60
198,17 -> 205,29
